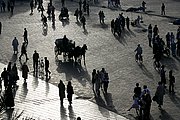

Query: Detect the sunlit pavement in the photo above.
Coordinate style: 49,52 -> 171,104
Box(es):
0,0 -> 180,120
0,63 -> 128,120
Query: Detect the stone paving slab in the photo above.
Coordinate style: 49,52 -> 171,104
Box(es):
0,63 -> 128,120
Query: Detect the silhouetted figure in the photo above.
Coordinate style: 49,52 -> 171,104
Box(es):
0,22 -> 1,34
19,42 -> 29,61
21,63 -> 29,82
5,86 -> 14,109
74,8 -> 79,21
155,82 -> 165,109
77,117 -> 81,120
23,28 -> 28,44
33,50 -> 39,73
82,0 -> 86,12
67,81 -> 74,105
92,69 -> 97,91
12,37 -> 19,54
1,68 -> 9,90
86,3 -> 89,16
126,16 -> 130,30
10,1 -> 14,15
80,15 -> 86,30
153,25 -> 159,38
58,80 -> 65,105
44,57 -> 51,78
79,0 -> 82,11
161,3 -> 165,15
103,72 -> 109,94
160,65 -> 166,86
30,0 -> 34,14
95,70 -> 101,96
142,1 -> 146,12
166,32 -> 170,48
1,0 -> 6,12
134,83 -> 141,98
11,63 -> 18,87
61,0 -> 65,7
98,11 -> 105,24
169,70 -> 175,93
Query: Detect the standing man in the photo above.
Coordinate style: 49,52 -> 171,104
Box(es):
155,82 -> 165,109
21,63 -> 29,82
67,81 -> 74,105
0,22 -> 2,34
23,28 -> 28,44
1,68 -> 9,90
58,80 -> 65,106
126,16 -> 130,30
33,50 -> 39,73
161,3 -> 165,15
30,0 -> 34,14
44,57 -> 51,78
12,37 -> 19,54
169,70 -> 175,93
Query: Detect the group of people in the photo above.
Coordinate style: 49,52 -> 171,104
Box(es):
98,10 -> 105,24
111,13 -> 130,36
91,68 -> 109,96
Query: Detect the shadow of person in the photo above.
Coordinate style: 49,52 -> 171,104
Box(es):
101,23 -> 108,29
68,105 -> 75,120
60,105 -> 67,120
20,82 -> 28,102
159,109 -> 175,120
168,93 -> 180,109
52,24 -> 56,31
10,54 -> 17,63
102,92 -> 117,113
95,95 -> 110,118
139,64 -> 154,80
75,21 -> 81,27
61,19 -> 70,27
45,81 -> 49,97
32,76 -> 39,91
83,29 -> 88,35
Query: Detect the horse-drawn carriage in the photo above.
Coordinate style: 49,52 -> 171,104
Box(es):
59,7 -> 69,20
54,36 -> 87,65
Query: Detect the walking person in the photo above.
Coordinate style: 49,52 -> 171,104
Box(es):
134,83 -> 141,98
44,57 -> 51,79
169,70 -> 175,93
153,25 -> 159,38
0,22 -> 2,34
166,32 -> 171,48
12,37 -> 19,55
74,8 -> 79,22
80,15 -> 86,30
161,3 -> 165,15
30,0 -> 34,14
23,28 -> 28,44
155,81 -> 165,109
58,80 -> 65,106
160,65 -> 166,87
1,0 -> 6,12
10,1 -> 14,15
148,29 -> 152,47
1,68 -> 9,90
92,69 -> 97,92
95,70 -> 101,97
33,50 -> 39,73
4,85 -> 15,109
11,63 -> 19,87
126,16 -> 130,30
67,81 -> 74,105
103,72 -> 109,94
19,42 -> 29,61
21,63 -> 29,82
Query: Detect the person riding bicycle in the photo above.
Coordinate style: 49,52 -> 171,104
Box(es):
134,44 -> 143,61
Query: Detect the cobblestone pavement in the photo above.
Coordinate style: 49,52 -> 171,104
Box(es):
0,0 -> 180,120
0,63 -> 128,120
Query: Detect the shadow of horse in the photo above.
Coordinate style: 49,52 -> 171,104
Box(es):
56,60 -> 91,87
